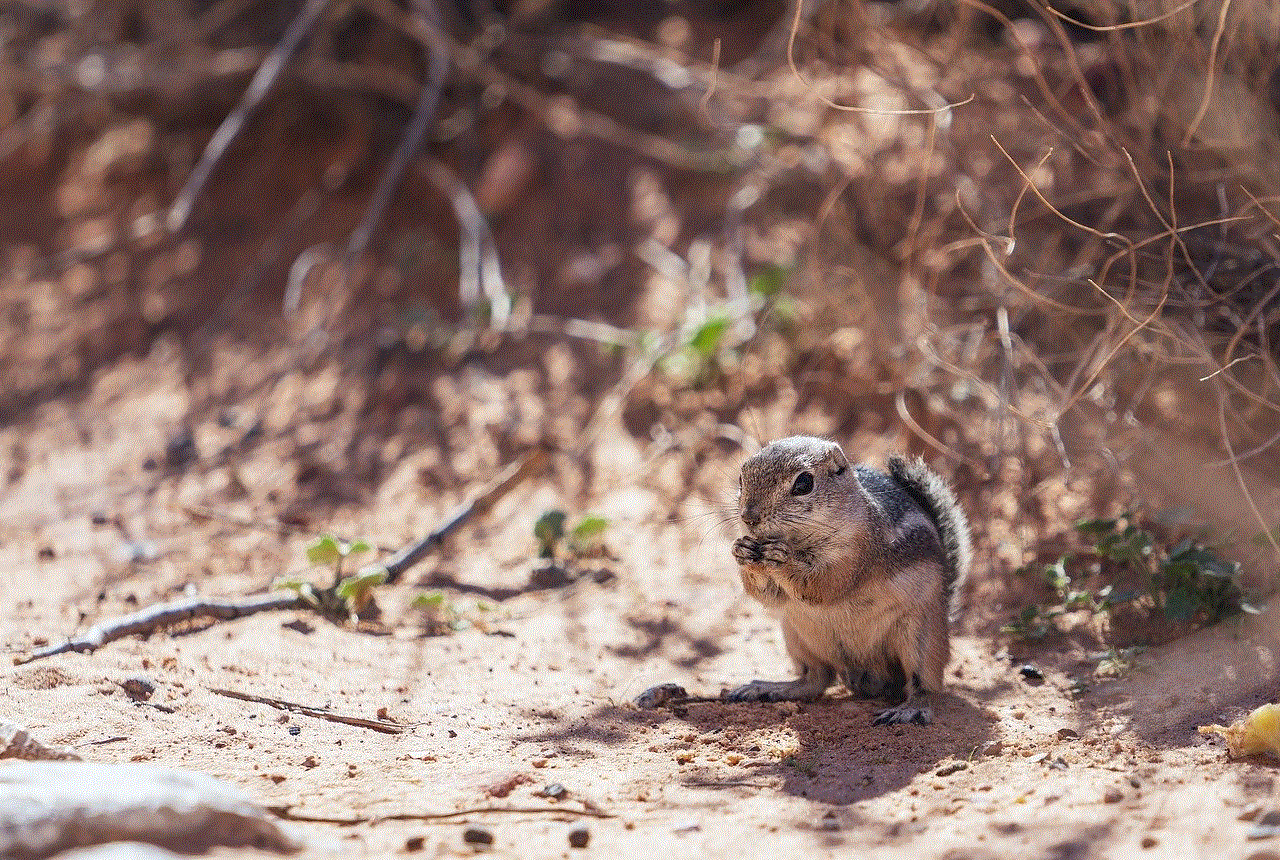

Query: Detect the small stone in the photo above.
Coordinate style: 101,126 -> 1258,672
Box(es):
1056,728 -> 1079,740
1104,788 -> 1124,803
568,827 -> 590,848
1239,805 -> 1264,822
120,677 -> 155,701
1019,664 -> 1044,683
1048,757 -> 1068,770
462,827 -> 493,846
983,741 -> 1004,756
1141,836 -> 1158,848
165,429 -> 197,469
287,726 -> 301,736
634,683 -> 687,709
1028,752 -> 1050,764
405,835 -> 425,851
537,783 -> 567,800
936,761 -> 968,776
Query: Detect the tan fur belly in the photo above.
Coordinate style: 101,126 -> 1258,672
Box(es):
780,580 -> 908,671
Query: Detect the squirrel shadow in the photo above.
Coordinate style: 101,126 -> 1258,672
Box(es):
518,691 -> 996,806
666,693 -> 996,805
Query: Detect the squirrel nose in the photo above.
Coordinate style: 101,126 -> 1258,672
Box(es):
741,508 -> 760,529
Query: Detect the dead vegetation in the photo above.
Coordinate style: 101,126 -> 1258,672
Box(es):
2,0 -> 1280,852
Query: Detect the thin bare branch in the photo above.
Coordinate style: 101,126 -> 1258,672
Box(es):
168,0 -> 330,233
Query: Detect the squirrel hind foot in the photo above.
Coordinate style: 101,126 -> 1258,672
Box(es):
727,674 -> 829,702
872,702 -> 934,725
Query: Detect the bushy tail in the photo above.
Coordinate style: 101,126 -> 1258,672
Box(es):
887,456 -> 972,619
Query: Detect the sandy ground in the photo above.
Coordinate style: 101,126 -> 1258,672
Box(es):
4,334 -> 1280,860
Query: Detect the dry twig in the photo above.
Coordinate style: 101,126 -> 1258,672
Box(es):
167,0 -> 330,232
270,803 -> 614,824
380,448 -> 546,584
16,593 -> 305,664
208,687 -> 407,734
17,451 -> 544,662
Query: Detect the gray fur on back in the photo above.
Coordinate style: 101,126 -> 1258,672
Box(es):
885,456 -> 971,618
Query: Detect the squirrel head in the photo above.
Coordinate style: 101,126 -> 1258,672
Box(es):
737,436 -> 863,540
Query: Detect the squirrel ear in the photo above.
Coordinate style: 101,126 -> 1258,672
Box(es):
827,444 -> 849,475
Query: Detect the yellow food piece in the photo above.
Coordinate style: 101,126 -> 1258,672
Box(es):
1198,702 -> 1280,759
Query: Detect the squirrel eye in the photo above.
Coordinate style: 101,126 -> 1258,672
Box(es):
790,471 -> 814,496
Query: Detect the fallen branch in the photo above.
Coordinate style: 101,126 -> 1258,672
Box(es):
344,0 -> 450,270
15,593 -> 304,664
380,447 -> 546,584
167,0 -> 330,232
208,687 -> 406,734
269,803 -> 615,825
16,449 -> 544,663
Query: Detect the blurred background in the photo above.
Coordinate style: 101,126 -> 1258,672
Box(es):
3,0 -> 1280,661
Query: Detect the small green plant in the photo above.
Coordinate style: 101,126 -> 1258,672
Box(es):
1003,513 -> 1258,643
1077,514 -> 1257,624
533,509 -> 610,561
275,534 -> 385,623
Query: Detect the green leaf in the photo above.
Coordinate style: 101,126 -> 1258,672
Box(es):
748,265 -> 789,298
307,534 -> 342,567
272,577 -> 319,607
345,539 -> 372,557
336,567 -> 388,602
1075,517 -> 1117,535
1163,585 -> 1195,622
411,591 -> 446,610
534,510 -> 568,556
688,316 -> 731,359
571,515 -> 608,542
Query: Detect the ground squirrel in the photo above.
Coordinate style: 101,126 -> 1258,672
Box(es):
729,436 -> 971,725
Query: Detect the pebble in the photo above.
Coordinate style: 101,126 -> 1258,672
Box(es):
119,677 -> 155,702
1104,788 -> 1124,803
538,783 -> 567,800
568,827 -> 590,848
634,683 -> 687,709
1056,728 -> 1079,740
404,835 -> 425,851
1019,664 -> 1044,683
462,827 -> 493,846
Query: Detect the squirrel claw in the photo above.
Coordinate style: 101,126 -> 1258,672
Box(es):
872,704 -> 933,726
732,537 -> 762,564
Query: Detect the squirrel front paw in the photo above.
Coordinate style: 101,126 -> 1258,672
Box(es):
732,536 -> 762,565
734,536 -> 791,567
758,539 -> 790,566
